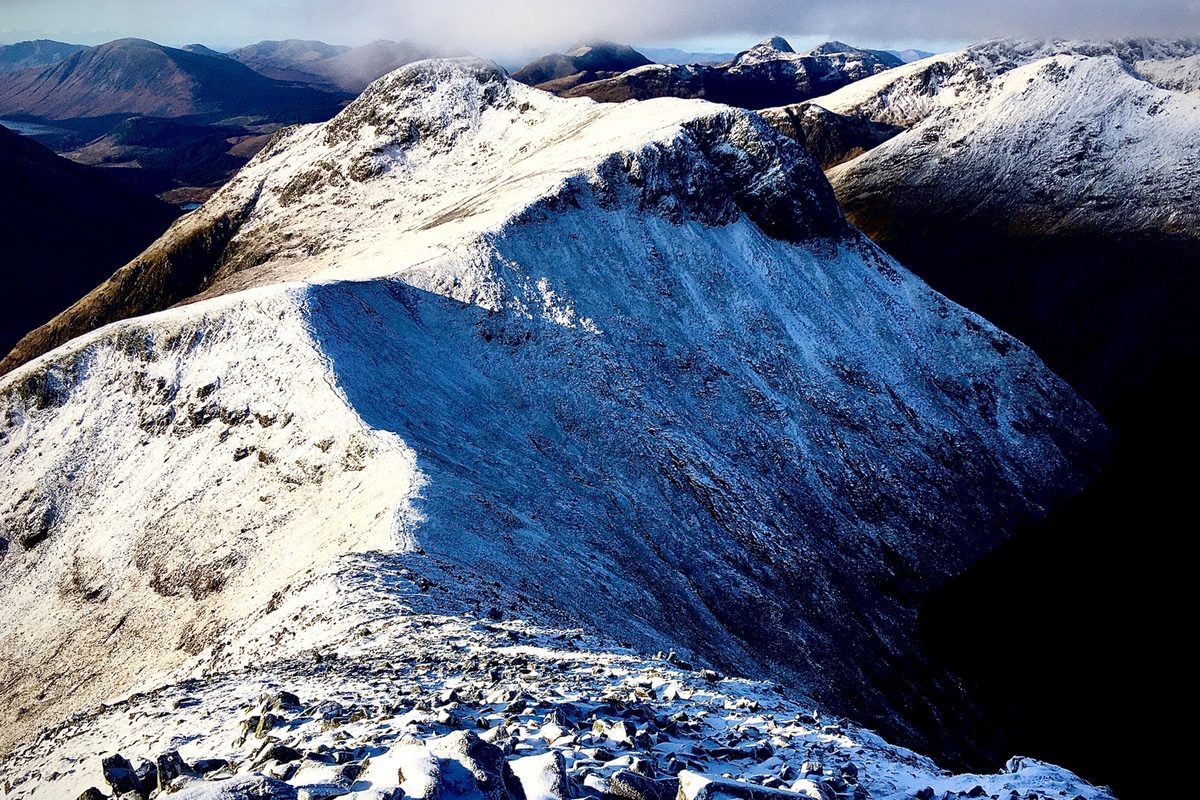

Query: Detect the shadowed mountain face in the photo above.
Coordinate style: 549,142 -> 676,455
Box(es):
759,103 -> 903,169
0,124 -> 179,355
229,38 -> 470,93
919,355 -> 1197,800
814,39 -> 1200,430
0,39 -> 84,73
62,115 -> 274,201
553,38 -> 902,110
0,38 -> 349,121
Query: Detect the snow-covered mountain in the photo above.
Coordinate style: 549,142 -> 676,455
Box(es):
546,38 -> 901,110
0,58 -> 1109,797
803,38 -> 1200,425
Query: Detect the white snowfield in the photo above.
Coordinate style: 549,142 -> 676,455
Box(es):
810,37 -> 1200,128
1,59 -> 1108,799
818,49 -> 1200,234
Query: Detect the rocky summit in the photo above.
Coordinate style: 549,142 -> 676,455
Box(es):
1,58 -> 1109,799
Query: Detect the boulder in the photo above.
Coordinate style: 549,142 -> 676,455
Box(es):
158,750 -> 193,789
172,775 -> 300,798
102,754 -> 145,798
509,752 -> 570,800
605,770 -> 677,800
427,730 -> 517,800
680,772 -> 832,800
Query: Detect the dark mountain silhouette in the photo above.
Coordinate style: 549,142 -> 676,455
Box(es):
0,124 -> 179,355
0,39 -> 84,73
553,38 -> 902,110
920,354 -> 1196,800
0,38 -> 348,121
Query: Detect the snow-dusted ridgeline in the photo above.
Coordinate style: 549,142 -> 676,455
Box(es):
1,59 -> 1108,788
803,40 -> 1200,422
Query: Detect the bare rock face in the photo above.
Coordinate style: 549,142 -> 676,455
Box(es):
813,39 -> 1200,427
757,103 -> 903,169
0,58 -> 1108,775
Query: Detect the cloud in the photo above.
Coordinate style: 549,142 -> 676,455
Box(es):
3,0 -> 1199,56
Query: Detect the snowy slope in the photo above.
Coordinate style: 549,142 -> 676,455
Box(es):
810,37 -> 1200,126
0,58 -> 1107,779
810,42 -> 1200,422
1134,54 -> 1200,96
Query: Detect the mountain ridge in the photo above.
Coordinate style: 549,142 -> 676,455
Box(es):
0,58 -> 1109,779
0,37 -> 349,121
808,38 -> 1200,426
553,37 -> 902,110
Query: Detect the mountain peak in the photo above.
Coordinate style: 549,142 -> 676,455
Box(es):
757,35 -> 795,53
806,40 -> 858,55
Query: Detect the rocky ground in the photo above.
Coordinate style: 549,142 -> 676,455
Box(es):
0,591 -> 1113,800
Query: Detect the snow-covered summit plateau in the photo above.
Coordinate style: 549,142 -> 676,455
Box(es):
2,59 -> 1109,797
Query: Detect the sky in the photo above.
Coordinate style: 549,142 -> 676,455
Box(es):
2,0 -> 1198,60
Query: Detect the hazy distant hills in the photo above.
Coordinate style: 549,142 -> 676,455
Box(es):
229,38 -> 470,92
639,46 -> 737,65
0,37 -> 348,120
529,37 -> 904,110
0,124 -> 177,355
885,48 -> 935,63
0,38 -> 84,73
0,38 -> 351,201
511,41 -> 653,87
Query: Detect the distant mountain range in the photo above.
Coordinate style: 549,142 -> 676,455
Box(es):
638,46 -> 737,65
0,38 -> 84,73
0,37 -> 346,120
510,41 -> 654,87
885,48 -> 936,62
522,37 -> 903,110
228,38 -> 466,92
0,38 -> 351,200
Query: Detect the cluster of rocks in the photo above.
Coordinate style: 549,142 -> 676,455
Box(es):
9,612 -> 1107,800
